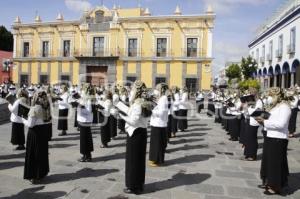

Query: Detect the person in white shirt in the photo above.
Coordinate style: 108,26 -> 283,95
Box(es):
118,87 -> 128,134
256,88 -> 291,195
171,86 -> 180,137
99,91 -> 113,148
23,91 -> 51,184
119,80 -> 150,195
178,87 -> 189,131
110,87 -> 119,139
8,88 -> 28,150
207,90 -> 216,117
149,83 -> 169,167
57,85 -> 69,136
287,89 -> 299,138
77,85 -> 94,162
196,90 -> 204,113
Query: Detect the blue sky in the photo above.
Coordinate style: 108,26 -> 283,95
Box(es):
0,0 -> 284,75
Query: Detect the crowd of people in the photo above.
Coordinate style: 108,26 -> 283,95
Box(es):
2,81 -> 190,194
1,80 -> 299,195
200,85 -> 300,195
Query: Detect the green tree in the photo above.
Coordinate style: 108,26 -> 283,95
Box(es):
225,63 -> 241,82
0,26 -> 13,51
240,56 -> 258,79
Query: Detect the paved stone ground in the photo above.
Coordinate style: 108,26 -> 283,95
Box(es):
0,106 -> 300,199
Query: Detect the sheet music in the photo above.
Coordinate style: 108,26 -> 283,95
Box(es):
115,101 -> 129,115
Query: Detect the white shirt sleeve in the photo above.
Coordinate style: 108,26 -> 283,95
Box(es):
264,104 -> 291,130
8,99 -> 19,114
23,116 -> 37,128
120,104 -> 141,127
152,96 -> 168,117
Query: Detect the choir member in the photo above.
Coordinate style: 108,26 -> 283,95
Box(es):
166,89 -> 173,140
99,91 -> 112,148
288,89 -> 299,138
228,94 -> 241,141
149,83 -> 169,167
118,87 -> 128,134
256,88 -> 291,195
207,90 -> 216,117
170,86 -> 180,137
45,86 -> 53,141
178,87 -> 189,131
23,91 -> 51,184
8,88 -> 27,150
214,92 -> 223,123
57,85 -> 69,136
243,92 -> 263,161
120,80 -> 150,195
110,87 -> 119,139
77,85 -> 94,162
196,90 -> 204,113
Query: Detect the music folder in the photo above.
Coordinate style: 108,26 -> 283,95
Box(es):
250,109 -> 270,119
115,101 -> 129,116
18,104 -> 30,120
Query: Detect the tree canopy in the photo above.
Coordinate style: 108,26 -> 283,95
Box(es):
0,26 -> 13,51
240,56 -> 258,79
225,63 -> 241,82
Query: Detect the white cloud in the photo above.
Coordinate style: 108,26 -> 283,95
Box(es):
65,0 -> 92,12
202,0 -> 270,14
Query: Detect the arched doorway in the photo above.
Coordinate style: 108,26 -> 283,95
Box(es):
263,67 -> 268,89
275,64 -> 281,87
292,59 -> 300,86
282,62 -> 290,88
268,66 -> 274,87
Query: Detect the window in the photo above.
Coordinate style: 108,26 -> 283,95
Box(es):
40,75 -> 48,84
93,37 -> 105,56
61,75 -> 70,84
126,76 -> 137,86
290,27 -> 296,51
128,38 -> 138,57
262,45 -> 265,60
23,42 -> 29,57
187,38 -> 198,57
42,41 -> 49,57
155,77 -> 166,85
156,38 -> 167,57
186,78 -> 198,93
20,75 -> 28,85
63,40 -> 71,57
269,40 -> 273,58
278,35 -> 283,54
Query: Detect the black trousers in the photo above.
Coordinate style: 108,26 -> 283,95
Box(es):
178,109 -> 188,131
58,109 -> 68,131
100,116 -> 111,146
79,123 -> 93,156
125,128 -> 147,190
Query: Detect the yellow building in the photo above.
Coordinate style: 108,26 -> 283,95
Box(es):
12,5 -> 215,91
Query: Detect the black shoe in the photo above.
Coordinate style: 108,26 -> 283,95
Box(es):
58,132 -> 67,136
78,156 -> 86,162
15,145 -> 25,150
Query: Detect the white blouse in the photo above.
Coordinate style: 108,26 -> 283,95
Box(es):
8,98 -> 24,123
264,103 -> 291,139
150,95 -> 169,127
77,99 -> 93,123
179,92 -> 189,110
58,92 -> 69,110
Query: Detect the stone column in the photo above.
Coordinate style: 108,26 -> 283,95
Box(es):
274,75 -> 277,87
291,73 -> 295,87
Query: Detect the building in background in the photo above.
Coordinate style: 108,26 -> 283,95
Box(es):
12,5 -> 215,91
0,50 -> 13,83
249,0 -> 300,89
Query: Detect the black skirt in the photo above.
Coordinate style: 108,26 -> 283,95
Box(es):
167,114 -> 173,138
109,115 -> 117,138
149,126 -> 167,164
118,118 -> 126,132
207,100 -> 215,116
125,128 -> 147,190
100,116 -> 111,145
58,109 -> 68,130
288,108 -> 298,133
11,122 -> 25,145
214,108 -> 222,123
243,124 -> 259,158
79,123 -> 94,155
45,123 -> 52,141
92,105 -> 98,124
74,108 -> 78,127
229,116 -> 240,140
172,111 -> 179,134
196,99 -> 204,113
239,116 -> 247,145
260,137 -> 289,189
178,109 -> 188,131
24,125 -> 49,180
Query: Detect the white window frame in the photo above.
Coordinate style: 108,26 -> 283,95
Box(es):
153,33 -> 172,57
87,33 -> 110,56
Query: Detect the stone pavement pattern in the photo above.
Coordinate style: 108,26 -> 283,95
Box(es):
0,109 -> 300,199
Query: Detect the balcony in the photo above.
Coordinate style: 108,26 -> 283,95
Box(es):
275,49 -> 283,58
74,48 -> 119,58
287,44 -> 296,54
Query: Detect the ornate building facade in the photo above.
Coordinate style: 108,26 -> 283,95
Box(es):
12,5 -> 215,91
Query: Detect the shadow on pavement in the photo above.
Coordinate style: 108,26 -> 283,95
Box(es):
166,144 -> 209,153
0,152 -> 25,160
92,152 -> 126,162
164,154 -> 215,166
144,172 -> 211,193
175,132 -> 207,138
169,138 -> 204,145
2,186 -> 66,199
41,168 -> 119,184
0,161 -> 24,170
